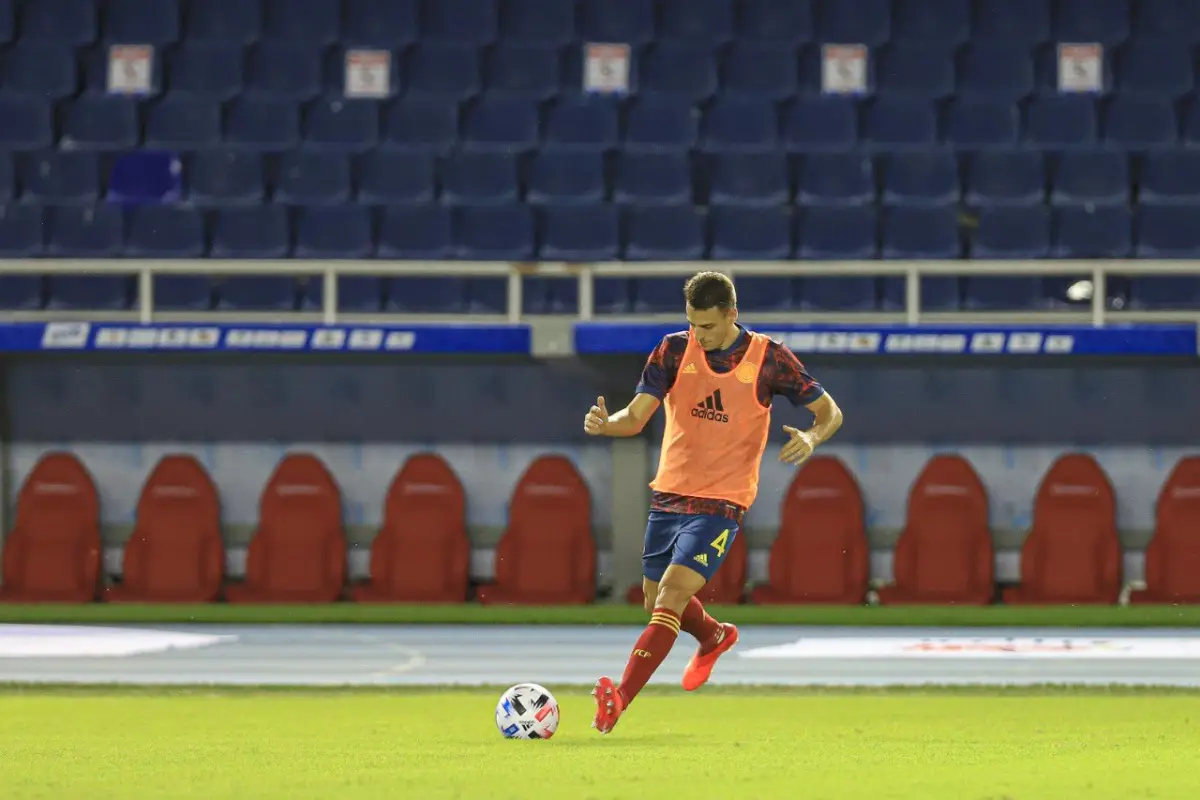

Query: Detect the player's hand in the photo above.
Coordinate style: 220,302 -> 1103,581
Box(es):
779,425 -> 818,466
584,396 -> 610,435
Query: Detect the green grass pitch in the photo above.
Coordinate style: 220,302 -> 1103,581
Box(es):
1,685 -> 1196,799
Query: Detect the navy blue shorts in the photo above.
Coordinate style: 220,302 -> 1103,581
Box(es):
641,511 -> 740,583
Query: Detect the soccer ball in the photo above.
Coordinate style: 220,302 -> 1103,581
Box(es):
495,683 -> 560,740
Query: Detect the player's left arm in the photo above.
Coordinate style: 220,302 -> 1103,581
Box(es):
761,341 -> 844,466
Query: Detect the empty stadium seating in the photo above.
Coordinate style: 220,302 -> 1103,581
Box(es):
0,0 -> 1194,314
877,455 -> 995,605
0,452 -> 102,603
105,454 -> 224,603
225,453 -> 348,603
1130,456 -> 1200,604
1002,454 -> 1123,605
352,452 -> 471,603
625,527 -> 746,606
476,455 -> 596,605
750,456 -> 869,605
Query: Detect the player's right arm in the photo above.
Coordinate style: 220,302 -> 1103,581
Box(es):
583,393 -> 661,437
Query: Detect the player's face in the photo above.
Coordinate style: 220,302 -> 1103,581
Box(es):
686,305 -> 737,351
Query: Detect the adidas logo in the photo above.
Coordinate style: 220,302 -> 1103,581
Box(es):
693,553 -> 709,567
691,389 -> 729,423
681,363 -> 697,374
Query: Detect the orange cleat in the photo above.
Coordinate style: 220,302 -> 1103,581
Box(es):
681,623 -> 739,691
590,677 -> 626,734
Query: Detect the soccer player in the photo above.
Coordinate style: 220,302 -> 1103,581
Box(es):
582,270 -> 843,734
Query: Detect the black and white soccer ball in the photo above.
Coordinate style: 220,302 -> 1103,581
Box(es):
495,683 -> 560,740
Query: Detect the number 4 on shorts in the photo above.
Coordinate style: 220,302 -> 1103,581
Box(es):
709,529 -> 729,558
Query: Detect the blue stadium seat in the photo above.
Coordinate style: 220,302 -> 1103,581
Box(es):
218,276 -> 298,311
892,0 -> 970,43
126,207 -> 205,258
972,206 -> 1051,258
377,206 -> 453,259
958,44 -> 1035,102
0,154 -> 10,203
60,96 -> 139,150
21,152 -> 99,205
1135,206 -> 1200,257
863,98 -> 938,151
710,206 -> 792,260
1054,0 -> 1131,46
614,153 -> 692,206
797,153 -> 874,207
342,0 -> 418,47
500,0 -> 577,46
660,0 -> 733,44
522,277 -> 580,314
262,0 -> 340,45
22,0 -> 95,44
1116,41 -> 1194,98
210,207 -> 291,258
798,206 -> 877,259
108,151 -> 181,205
225,98 -> 300,151
818,0 -> 891,45
0,275 -> 45,309
945,99 -> 1020,149
700,98 -> 778,154
974,0 -> 1049,44
580,0 -> 656,46
876,42 -> 956,98
144,97 -> 221,149
47,275 -> 133,310
964,151 -> 1045,207
783,97 -> 858,152
1050,151 -> 1128,206
422,0 -> 498,46
639,44 -> 718,103
186,0 -> 261,44
441,153 -> 519,205
721,44 -> 799,101
245,43 -> 322,102
1182,101 -> 1200,147
294,206 -> 373,258
798,274 -> 879,311
882,206 -> 960,258
542,96 -> 619,153
189,151 -> 265,207
625,205 -> 706,260
3,44 -> 78,100
1140,150 -> 1200,206
452,205 -> 535,260
0,206 -> 43,257
461,97 -> 538,153
302,276 -> 386,313
485,45 -> 561,101
624,97 -> 698,154
274,152 -> 352,206
167,45 -> 244,101
962,277 -> 1045,310
1103,97 -> 1177,150
0,95 -> 52,150
1134,0 -> 1200,43
1025,96 -> 1097,149
104,0 -> 179,44
405,45 -> 481,101
1053,206 -> 1133,258
303,98 -> 379,152
527,151 -> 606,205
881,153 -> 959,207
737,0 -> 814,43
709,153 -> 790,207
45,205 -> 123,258
539,205 -> 620,261
1128,277 -> 1200,309
385,277 -> 467,312
381,98 -> 458,154
357,152 -> 435,205
0,0 -> 10,44
732,277 -> 798,311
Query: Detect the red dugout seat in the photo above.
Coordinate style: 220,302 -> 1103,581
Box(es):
1003,453 -> 1121,605
225,453 -> 347,604
1131,457 -> 1200,605
750,456 -> 869,605
353,453 -> 470,603
625,530 -> 747,606
0,452 -> 102,603
476,455 -> 595,605
106,454 -> 224,603
877,455 -> 995,605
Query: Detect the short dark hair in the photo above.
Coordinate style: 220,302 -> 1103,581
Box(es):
684,271 -> 737,311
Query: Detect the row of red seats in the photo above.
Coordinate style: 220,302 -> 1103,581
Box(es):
1,448 -> 1197,605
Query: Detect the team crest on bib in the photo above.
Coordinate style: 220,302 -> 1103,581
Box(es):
735,360 -> 758,383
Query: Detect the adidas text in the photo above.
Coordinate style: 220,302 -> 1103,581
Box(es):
690,407 -> 729,423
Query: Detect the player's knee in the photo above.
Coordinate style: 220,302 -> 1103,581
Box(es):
653,582 -> 695,615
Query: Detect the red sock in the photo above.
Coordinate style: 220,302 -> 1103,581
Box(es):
679,596 -> 724,653
618,607 -> 681,705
